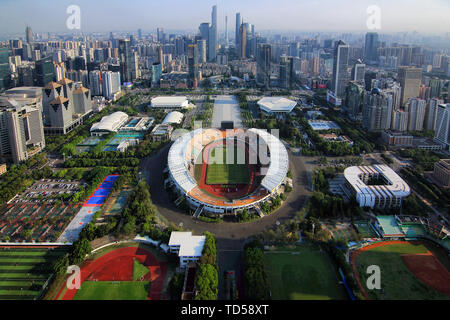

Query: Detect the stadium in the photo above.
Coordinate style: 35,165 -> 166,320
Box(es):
167,128 -> 289,215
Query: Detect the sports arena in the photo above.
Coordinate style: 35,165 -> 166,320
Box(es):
167,128 -> 289,215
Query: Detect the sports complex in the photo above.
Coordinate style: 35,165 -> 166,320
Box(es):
167,127 -> 290,215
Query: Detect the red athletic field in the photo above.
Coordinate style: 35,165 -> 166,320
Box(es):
57,246 -> 167,300
402,253 -> 450,295
351,240 -> 450,299
198,139 -> 259,200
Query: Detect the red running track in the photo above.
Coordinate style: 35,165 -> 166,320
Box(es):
57,246 -> 167,300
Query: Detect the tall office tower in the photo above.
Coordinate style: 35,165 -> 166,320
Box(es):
225,15 -> 228,46
89,70 -> 103,96
208,5 -> 217,62
138,29 -> 143,40
0,48 -> 11,91
362,89 -> 393,131
157,45 -> 164,70
0,101 -> 45,164
35,57 -> 55,87
196,39 -> 207,63
309,57 -> 320,76
279,56 -> 294,89
72,86 -> 93,115
235,13 -> 241,47
398,66 -> 422,106
434,104 -> 450,149
406,98 -> 426,131
25,26 -> 33,44
157,28 -> 165,43
150,63 -> 162,87
351,59 -> 366,84
54,62 -> 66,81
188,44 -> 198,89
239,23 -> 247,59
331,40 -> 350,98
256,44 -> 271,88
392,110 -> 409,132
101,71 -> 121,100
199,22 -> 210,44
344,81 -> 365,120
429,78 -> 444,99
118,39 -> 134,83
425,98 -> 444,131
364,32 -> 378,64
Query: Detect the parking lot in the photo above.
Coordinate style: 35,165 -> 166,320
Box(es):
12,179 -> 86,204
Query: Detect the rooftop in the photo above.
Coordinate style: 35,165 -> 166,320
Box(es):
257,97 -> 297,112
168,232 -> 205,257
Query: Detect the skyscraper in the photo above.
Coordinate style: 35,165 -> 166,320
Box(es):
351,59 -> 366,85
362,89 -> 393,131
0,48 -> 11,91
196,39 -> 207,64
398,66 -> 422,106
434,104 -> 450,149
239,23 -> 247,59
225,15 -> 228,46
406,98 -> 426,131
257,44 -> 271,88
35,57 -> 55,87
188,44 -> 198,89
364,32 -> 379,64
118,39 -> 136,83
235,13 -> 241,47
209,5 -> 218,62
332,40 -> 350,98
25,26 -> 33,44
279,56 -> 294,89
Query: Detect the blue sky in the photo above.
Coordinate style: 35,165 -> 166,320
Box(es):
0,0 -> 449,34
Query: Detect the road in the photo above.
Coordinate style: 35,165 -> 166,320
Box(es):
211,95 -> 243,128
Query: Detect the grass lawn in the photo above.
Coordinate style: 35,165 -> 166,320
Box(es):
355,242 -> 450,300
264,245 -> 347,300
133,259 -> 149,281
0,248 -> 67,300
73,281 -> 150,300
206,146 -> 249,185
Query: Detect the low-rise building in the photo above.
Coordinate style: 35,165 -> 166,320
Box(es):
432,159 -> 450,188
150,96 -> 189,110
168,231 -> 206,268
150,123 -> 173,142
90,111 -> 129,136
257,97 -> 297,115
0,163 -> 6,176
381,130 -> 413,147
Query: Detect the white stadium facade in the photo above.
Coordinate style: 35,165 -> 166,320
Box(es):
343,165 -> 410,209
167,128 -> 290,214
257,97 -> 297,115
90,111 -> 129,136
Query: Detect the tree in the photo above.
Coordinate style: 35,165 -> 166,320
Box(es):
195,264 -> 218,300
69,238 -> 92,265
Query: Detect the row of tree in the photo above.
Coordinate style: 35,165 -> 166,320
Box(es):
195,232 -> 218,300
243,240 -> 270,300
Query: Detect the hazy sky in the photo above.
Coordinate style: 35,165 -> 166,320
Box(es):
1,0 -> 449,34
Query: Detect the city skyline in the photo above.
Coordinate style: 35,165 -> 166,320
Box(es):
0,0 -> 450,35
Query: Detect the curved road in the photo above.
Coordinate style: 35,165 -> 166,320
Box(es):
141,144 -> 311,241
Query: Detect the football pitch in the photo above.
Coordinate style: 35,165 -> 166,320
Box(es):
354,241 -> 450,300
73,281 -> 150,300
206,146 -> 250,185
264,245 -> 347,300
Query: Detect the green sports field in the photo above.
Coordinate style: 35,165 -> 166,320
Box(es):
264,245 -> 347,300
0,247 -> 68,300
355,242 -> 450,300
206,146 -> 249,185
73,281 -> 150,300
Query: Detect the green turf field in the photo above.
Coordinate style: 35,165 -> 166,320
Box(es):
206,146 -> 249,185
355,242 -> 450,300
264,245 -> 347,300
73,281 -> 150,300
133,259 -> 149,281
0,247 -> 67,300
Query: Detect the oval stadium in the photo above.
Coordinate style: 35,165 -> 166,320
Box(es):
167,128 -> 289,215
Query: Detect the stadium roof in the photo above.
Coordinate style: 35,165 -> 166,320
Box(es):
167,129 -> 202,193
162,111 -> 184,124
90,111 -> 128,133
168,232 -> 205,257
249,128 -> 289,192
344,165 -> 410,199
151,96 -> 189,108
257,97 -> 297,113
